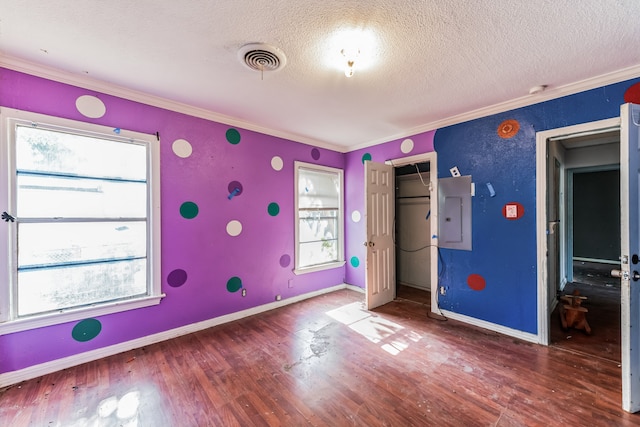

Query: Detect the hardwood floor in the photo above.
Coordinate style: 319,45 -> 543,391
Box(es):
550,262 -> 621,363
2,288 -> 639,426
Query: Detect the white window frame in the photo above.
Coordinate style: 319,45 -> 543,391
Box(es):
294,161 -> 345,274
0,107 -> 163,335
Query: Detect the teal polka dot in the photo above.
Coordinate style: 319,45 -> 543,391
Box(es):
268,202 -> 280,216
180,201 -> 199,219
362,153 -> 372,163
227,276 -> 242,293
226,128 -> 241,145
350,256 -> 360,268
72,318 -> 102,342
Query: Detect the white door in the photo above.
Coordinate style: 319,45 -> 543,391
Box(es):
365,160 -> 395,309
620,103 -> 640,412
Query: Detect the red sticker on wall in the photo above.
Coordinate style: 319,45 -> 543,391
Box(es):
624,82 -> 640,104
502,202 -> 524,220
497,119 -> 520,139
467,274 -> 486,291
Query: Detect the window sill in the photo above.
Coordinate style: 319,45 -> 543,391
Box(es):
0,294 -> 165,336
293,260 -> 346,275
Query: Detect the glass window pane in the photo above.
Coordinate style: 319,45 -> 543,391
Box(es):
298,218 -> 338,246
17,174 -> 147,218
299,240 -> 339,267
18,222 -> 146,268
298,168 -> 340,209
17,259 -> 147,316
16,125 -> 147,181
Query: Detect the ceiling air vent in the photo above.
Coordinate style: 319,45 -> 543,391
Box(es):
238,43 -> 287,73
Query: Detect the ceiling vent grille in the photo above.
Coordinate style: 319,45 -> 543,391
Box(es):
238,43 -> 287,73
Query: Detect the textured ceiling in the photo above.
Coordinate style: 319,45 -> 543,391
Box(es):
1,1 -> 640,151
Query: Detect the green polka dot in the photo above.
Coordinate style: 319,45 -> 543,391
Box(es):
362,153 -> 372,163
350,256 -> 360,268
268,202 -> 280,216
72,318 -> 102,342
226,128 -> 241,145
180,201 -> 199,219
227,276 -> 242,293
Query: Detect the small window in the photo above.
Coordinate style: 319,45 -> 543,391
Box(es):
0,109 -> 163,334
294,161 -> 344,273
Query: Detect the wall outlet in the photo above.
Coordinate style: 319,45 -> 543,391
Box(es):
242,289 -> 247,297
449,166 -> 461,177
275,294 -> 282,301
439,286 -> 446,296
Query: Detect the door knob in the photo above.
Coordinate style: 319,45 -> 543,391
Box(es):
363,241 -> 375,247
611,269 -> 640,281
611,269 -> 625,279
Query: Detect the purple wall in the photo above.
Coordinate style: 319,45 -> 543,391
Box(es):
3,65 -> 640,375
0,68 -> 345,373
343,133 -> 435,288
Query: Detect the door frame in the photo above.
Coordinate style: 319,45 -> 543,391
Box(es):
368,151 -> 438,312
535,117 -> 620,345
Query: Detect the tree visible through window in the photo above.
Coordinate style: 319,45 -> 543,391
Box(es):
295,162 -> 344,271
0,110 -> 162,332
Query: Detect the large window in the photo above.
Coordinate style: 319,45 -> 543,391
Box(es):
0,109 -> 162,334
294,161 -> 344,273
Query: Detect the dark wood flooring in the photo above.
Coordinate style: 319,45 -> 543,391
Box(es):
550,262 -> 621,363
2,287 -> 638,426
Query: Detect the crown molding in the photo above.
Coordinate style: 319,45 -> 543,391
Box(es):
0,56 -> 344,152
347,63 -> 640,153
3,56 -> 639,154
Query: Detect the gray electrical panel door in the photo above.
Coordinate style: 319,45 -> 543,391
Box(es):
438,176 -> 472,250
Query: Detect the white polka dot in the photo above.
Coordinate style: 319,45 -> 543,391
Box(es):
226,220 -> 242,236
400,138 -> 414,154
75,95 -> 106,118
351,210 -> 361,223
271,156 -> 283,171
172,139 -> 192,158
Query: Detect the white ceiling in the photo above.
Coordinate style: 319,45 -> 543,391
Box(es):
1,1 -> 640,152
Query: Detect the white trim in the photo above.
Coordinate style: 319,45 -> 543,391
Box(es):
0,56 -> 343,153
535,117 -> 621,346
3,56 -> 639,154
440,309 -> 540,344
293,260 -> 346,275
345,284 -> 365,293
294,161 -> 345,272
348,65 -> 640,152
385,152 -> 439,317
0,284 -> 349,388
0,107 -> 163,335
0,295 -> 164,335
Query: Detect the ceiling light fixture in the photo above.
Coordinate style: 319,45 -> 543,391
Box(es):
341,47 -> 360,78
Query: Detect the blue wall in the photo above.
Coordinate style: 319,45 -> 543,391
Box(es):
433,79 -> 640,334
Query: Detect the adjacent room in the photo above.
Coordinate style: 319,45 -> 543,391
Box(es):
2,1 -> 640,425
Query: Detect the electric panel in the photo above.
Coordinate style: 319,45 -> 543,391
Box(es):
438,176 -> 472,250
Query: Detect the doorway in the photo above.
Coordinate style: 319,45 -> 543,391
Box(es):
364,151 -> 439,312
539,122 -> 621,362
394,161 -> 432,306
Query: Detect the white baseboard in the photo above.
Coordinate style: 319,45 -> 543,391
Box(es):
439,309 -> 540,344
0,284 -> 349,388
345,284 -> 365,293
